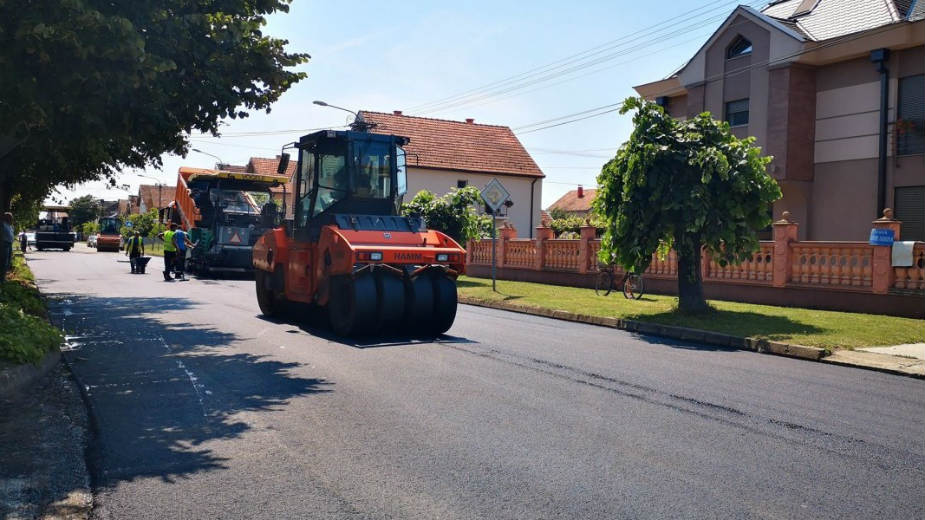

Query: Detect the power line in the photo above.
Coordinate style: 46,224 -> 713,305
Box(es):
405,0 -> 740,113
514,102 -> 623,130
412,1 -> 769,115
511,18 -> 903,137
518,107 -> 623,135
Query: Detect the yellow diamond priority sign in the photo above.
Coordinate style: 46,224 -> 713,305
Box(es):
480,178 -> 511,214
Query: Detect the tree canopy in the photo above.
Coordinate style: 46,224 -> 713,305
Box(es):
0,0 -> 309,211
68,195 -> 101,229
593,97 -> 780,312
401,187 -> 491,244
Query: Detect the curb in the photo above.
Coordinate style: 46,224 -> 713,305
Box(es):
455,297 -> 925,377
0,348 -> 62,396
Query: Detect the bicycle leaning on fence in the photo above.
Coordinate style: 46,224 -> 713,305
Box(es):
594,263 -> 645,300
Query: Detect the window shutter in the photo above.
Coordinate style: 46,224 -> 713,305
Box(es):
898,75 -> 924,155
895,186 -> 925,242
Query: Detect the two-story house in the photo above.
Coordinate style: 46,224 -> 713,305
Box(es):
634,0 -> 924,240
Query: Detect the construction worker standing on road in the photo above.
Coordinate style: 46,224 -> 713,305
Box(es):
172,226 -> 195,281
125,231 -> 145,274
158,224 -> 177,281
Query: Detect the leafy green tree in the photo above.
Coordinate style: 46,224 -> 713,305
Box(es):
401,187 -> 491,244
594,97 -> 780,313
80,221 -> 99,237
68,195 -> 101,229
0,1 -> 309,211
121,209 -> 160,238
10,193 -> 42,232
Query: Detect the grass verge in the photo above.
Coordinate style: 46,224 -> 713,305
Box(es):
0,253 -> 63,364
457,276 -> 924,351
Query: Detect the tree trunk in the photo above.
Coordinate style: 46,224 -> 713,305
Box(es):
676,233 -> 709,313
0,178 -> 12,213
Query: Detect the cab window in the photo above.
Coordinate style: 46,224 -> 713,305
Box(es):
353,140 -> 391,199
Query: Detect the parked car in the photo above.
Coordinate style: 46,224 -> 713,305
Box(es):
87,234 -> 98,248
25,232 -> 35,247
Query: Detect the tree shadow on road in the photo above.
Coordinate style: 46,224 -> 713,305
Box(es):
42,294 -> 331,493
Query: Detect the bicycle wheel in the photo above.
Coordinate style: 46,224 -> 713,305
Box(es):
622,274 -> 645,300
595,270 -> 614,296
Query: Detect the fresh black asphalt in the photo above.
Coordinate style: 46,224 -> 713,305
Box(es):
29,247 -> 925,519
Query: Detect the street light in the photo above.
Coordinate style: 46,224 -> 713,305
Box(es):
191,148 -> 226,168
313,100 -> 374,131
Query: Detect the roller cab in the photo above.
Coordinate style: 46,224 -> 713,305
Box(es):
253,129 -> 466,337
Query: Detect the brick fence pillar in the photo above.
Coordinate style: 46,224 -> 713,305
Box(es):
871,208 -> 902,294
578,225 -> 596,274
772,211 -> 799,288
535,226 -> 553,270
497,223 -> 517,268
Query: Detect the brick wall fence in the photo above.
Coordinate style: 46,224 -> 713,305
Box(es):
466,211 -> 925,318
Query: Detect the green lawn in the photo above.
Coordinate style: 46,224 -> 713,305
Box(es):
456,276 -> 924,351
144,241 -> 165,257
0,253 -> 63,364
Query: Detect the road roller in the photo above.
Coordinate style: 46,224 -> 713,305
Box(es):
252,129 -> 466,336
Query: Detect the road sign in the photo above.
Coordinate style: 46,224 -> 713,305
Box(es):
480,178 -> 511,214
869,228 -> 894,246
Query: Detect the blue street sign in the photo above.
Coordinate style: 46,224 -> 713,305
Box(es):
869,228 -> 894,246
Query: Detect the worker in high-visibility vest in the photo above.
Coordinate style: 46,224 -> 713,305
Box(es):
125,231 -> 145,273
158,224 -> 177,281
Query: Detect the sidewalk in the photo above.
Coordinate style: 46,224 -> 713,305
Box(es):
0,363 -> 92,519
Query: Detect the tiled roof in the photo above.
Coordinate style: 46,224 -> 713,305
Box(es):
360,111 -> 544,178
247,156 -> 296,179
246,157 -> 297,219
762,0 -> 904,41
221,164 -> 248,173
138,184 -> 172,212
547,188 -> 597,213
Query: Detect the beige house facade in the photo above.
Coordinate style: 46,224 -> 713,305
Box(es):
635,0 -> 924,241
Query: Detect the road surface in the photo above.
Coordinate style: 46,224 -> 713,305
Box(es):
29,246 -> 925,519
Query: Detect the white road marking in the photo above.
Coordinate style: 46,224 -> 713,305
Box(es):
160,337 -> 208,418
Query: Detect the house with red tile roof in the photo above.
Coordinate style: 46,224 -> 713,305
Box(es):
138,184 -> 173,214
546,186 -> 596,217
360,111 -> 545,237
236,156 -> 297,218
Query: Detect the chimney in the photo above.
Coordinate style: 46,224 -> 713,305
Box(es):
393,110 -> 403,116
465,118 -> 474,124
577,185 -> 584,198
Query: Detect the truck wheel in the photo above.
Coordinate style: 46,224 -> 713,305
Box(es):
255,269 -> 281,317
429,275 -> 458,336
329,274 -> 377,337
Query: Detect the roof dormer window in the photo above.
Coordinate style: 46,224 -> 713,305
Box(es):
726,36 -> 752,59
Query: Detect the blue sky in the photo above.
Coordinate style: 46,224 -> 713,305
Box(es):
60,0 -> 759,208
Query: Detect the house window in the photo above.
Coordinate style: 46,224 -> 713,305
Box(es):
726,37 -> 752,59
897,74 -> 924,155
725,99 -> 749,126
457,179 -> 468,188
894,186 -> 925,241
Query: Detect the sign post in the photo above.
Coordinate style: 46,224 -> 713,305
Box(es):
480,178 -> 511,293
